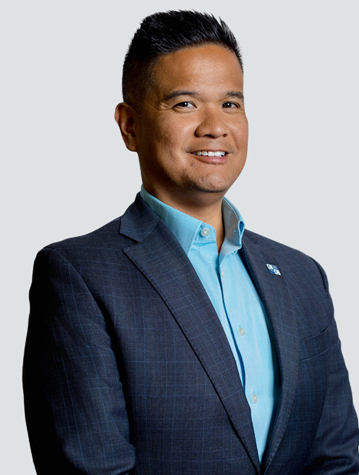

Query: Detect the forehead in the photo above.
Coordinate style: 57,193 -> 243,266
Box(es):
150,44 -> 243,96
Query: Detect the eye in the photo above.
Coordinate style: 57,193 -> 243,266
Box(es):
222,102 -> 240,109
174,101 -> 196,108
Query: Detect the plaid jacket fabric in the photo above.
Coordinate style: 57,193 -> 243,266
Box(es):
23,194 -> 359,474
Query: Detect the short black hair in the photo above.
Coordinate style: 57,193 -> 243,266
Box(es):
122,10 -> 243,109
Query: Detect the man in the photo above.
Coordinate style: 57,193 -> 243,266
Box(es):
23,10 -> 359,474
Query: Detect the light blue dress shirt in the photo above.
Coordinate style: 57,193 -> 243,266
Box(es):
140,186 -> 279,461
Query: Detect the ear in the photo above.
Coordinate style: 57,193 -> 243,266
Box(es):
114,102 -> 138,152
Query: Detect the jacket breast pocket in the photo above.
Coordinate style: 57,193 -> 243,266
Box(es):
299,325 -> 330,361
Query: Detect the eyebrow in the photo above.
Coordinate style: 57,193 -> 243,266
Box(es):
225,91 -> 244,101
163,90 -> 245,102
163,90 -> 199,101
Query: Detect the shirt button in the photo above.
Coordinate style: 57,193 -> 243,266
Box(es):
200,228 -> 210,237
221,270 -> 225,278
238,327 -> 246,336
252,393 -> 258,404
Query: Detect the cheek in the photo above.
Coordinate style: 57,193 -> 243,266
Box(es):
233,119 -> 248,143
155,117 -> 194,149
149,126 -> 176,153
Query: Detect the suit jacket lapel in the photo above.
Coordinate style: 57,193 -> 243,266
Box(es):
120,196 -> 261,473
240,232 -> 299,472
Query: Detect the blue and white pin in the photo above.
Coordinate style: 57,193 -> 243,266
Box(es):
266,264 -> 281,276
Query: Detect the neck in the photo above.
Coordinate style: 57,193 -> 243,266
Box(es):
149,188 -> 225,252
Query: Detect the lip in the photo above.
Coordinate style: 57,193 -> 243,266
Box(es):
189,151 -> 229,164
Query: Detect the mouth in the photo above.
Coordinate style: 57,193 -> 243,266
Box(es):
189,150 -> 229,164
191,150 -> 227,157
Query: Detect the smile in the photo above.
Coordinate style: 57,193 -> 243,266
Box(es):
192,151 -> 226,157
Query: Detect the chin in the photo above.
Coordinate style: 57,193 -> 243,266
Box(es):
195,176 -> 236,194
185,183 -> 232,199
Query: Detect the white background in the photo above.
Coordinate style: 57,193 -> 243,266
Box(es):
1,1 -> 358,472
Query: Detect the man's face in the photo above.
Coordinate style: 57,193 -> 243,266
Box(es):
125,44 -> 248,209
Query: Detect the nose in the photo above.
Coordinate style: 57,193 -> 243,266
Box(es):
195,107 -> 229,138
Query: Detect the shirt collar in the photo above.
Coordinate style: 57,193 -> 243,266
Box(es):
140,185 -> 245,255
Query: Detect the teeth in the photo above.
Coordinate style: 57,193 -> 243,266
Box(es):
195,151 -> 226,157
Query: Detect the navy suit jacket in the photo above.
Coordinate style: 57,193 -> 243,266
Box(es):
23,194 -> 359,474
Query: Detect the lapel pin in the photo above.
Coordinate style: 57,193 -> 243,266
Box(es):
266,264 -> 281,276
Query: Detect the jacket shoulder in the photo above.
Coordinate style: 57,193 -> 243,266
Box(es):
35,214 -> 135,272
244,228 -> 319,261
243,229 -> 329,291
244,229 -> 308,255
44,216 -> 122,249
39,194 -> 159,259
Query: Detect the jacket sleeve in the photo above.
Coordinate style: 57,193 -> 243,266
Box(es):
23,247 -> 135,475
304,260 -> 359,474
